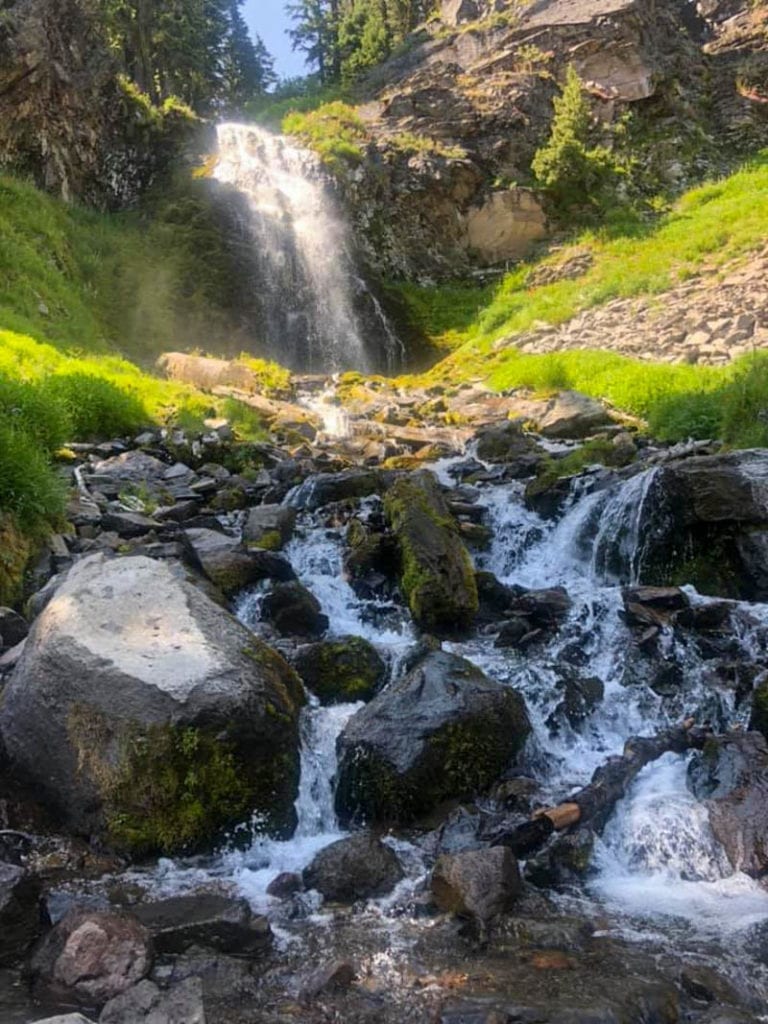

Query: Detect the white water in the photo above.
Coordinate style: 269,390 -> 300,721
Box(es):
214,123 -> 401,373
145,461 -> 768,945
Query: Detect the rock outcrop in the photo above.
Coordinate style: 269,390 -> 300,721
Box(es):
0,554 -> 303,853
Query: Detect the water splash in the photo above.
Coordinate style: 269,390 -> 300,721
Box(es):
214,123 -> 400,373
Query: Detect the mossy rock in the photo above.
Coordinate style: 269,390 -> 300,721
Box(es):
294,636 -> 386,705
0,516 -> 33,607
383,471 -> 478,635
335,650 -> 530,826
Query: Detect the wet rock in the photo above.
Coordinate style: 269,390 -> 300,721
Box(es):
299,959 -> 356,1002
100,977 -> 204,1024
0,607 -> 28,650
494,616 -> 534,649
551,671 -> 604,730
384,471 -> 478,634
266,872 -> 302,899
525,829 -> 596,887
474,422 -> 542,477
524,472 -> 573,518
182,528 -> 269,596
512,587 -> 571,627
247,549 -> 296,582
261,580 -> 328,638
131,895 -> 271,956
290,469 -> 384,510
303,832 -> 403,902
336,651 -> 531,826
0,862 -> 45,965
680,965 -> 738,1004
474,572 -> 521,625
243,504 -> 297,550
688,731 -> 768,877
491,777 -> 540,813
343,518 -> 396,599
28,908 -> 152,1009
294,636 -> 385,704
0,554 -> 302,854
431,847 -> 522,928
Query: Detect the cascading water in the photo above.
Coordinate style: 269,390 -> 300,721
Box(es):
214,123 -> 402,374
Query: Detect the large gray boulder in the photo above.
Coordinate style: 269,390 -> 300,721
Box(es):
0,554 -> 303,855
302,832 -> 403,902
335,651 -> 531,826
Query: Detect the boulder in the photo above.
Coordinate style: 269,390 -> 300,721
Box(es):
336,651 -> 531,825
0,554 -> 302,854
100,977 -> 205,1024
294,636 -> 385,704
243,505 -> 297,550
688,731 -> 768,878
182,528 -> 271,596
303,832 -> 403,902
384,471 -> 478,634
299,960 -> 356,1002
261,581 -> 328,638
535,391 -> 613,440
266,871 -> 302,898
99,512 -> 158,539
131,895 -> 271,956
28,908 -> 152,1009
431,847 -> 522,926
0,861 -> 45,965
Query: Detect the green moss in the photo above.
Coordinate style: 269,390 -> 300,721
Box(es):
249,529 -> 282,552
282,102 -> 369,172
384,475 -> 478,633
0,516 -> 33,607
529,436 -> 635,494
297,637 -> 384,704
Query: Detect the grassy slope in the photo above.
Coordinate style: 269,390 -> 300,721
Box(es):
0,175 -> 282,602
396,150 -> 768,447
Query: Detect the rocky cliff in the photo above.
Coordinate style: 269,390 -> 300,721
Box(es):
322,0 -> 767,279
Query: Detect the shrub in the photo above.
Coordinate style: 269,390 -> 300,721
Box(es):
532,66 -> 623,219
0,423 -> 65,530
44,372 -> 149,441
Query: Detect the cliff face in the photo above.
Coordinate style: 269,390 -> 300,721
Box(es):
0,0 -> 198,208
326,0 -> 766,280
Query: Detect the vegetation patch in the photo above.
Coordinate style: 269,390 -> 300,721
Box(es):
282,101 -> 369,170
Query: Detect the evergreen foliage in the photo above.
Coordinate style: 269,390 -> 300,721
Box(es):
532,66 -> 623,219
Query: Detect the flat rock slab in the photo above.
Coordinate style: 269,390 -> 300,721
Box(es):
131,895 -> 272,956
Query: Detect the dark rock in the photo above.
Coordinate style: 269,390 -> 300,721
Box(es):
524,473 -> 573,518
384,470 -> 478,634
290,469 -> 384,510
100,977 -> 204,1023
294,636 -> 385,704
525,829 -> 596,887
481,814 -> 554,858
261,580 -> 328,638
100,512 -> 158,539
131,895 -> 271,956
511,587 -> 571,627
491,777 -> 539,813
494,616 -> 534,649
431,847 -> 522,927
474,571 -> 521,625
0,862 -> 45,965
247,549 -> 297,582
475,422 -> 542,477
299,959 -> 356,1002
303,832 -> 403,902
0,607 -> 29,650
688,731 -> 768,878
153,500 -> 201,524
0,554 -> 302,853
336,651 -> 531,826
28,908 -> 152,1009
182,528 -> 267,596
680,965 -> 738,1004
551,672 -> 604,730
243,505 -> 297,550
266,872 -> 302,898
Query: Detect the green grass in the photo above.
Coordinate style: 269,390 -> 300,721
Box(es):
282,102 -> 369,171
399,150 -> 768,355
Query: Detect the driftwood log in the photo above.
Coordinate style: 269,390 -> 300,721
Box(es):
495,719 -> 711,856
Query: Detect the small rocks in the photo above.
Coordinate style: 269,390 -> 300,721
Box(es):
299,959 -> 356,1002
303,832 -> 404,902
100,977 -> 205,1024
28,908 -> 153,1008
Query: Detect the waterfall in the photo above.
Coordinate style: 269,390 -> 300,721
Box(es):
214,122 -> 402,374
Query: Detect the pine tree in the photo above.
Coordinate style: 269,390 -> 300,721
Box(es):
531,65 -> 620,219
221,1 -> 276,112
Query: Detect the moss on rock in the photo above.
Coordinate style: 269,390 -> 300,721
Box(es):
294,636 -> 385,704
384,471 -> 478,634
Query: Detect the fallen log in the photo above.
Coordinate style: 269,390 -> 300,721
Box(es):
491,719 -> 710,856
539,718 -> 710,833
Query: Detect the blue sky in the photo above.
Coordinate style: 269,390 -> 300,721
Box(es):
243,0 -> 309,79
